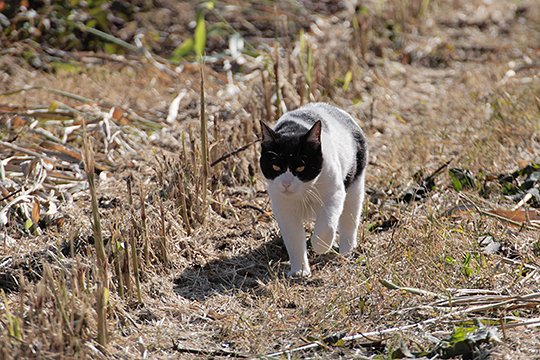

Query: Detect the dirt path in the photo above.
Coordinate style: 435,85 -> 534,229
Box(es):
1,0 -> 539,358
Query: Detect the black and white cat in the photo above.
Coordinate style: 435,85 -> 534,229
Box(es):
260,103 -> 368,278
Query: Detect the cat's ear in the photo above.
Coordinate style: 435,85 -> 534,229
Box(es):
305,120 -> 322,145
260,121 -> 277,145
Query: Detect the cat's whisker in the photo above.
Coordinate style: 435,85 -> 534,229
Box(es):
306,187 -> 323,208
301,196 -> 309,218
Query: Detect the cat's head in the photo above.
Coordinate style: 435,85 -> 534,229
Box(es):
259,120 -> 323,197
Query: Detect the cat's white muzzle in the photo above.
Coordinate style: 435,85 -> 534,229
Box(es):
268,171 -> 305,197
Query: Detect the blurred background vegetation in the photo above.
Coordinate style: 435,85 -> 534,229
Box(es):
1,0 -> 431,71
0,0 -> 322,63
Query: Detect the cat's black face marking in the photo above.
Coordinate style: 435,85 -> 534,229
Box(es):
260,121 -> 323,182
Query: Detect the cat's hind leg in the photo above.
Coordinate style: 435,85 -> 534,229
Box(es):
338,172 -> 365,254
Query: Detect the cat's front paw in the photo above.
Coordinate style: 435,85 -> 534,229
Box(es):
287,268 -> 311,279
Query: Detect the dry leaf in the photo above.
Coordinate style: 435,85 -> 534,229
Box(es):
56,217 -> 65,228
111,107 -> 130,125
39,141 -> 108,171
207,309 -> 227,320
32,198 -> 40,224
11,115 -> 27,129
112,107 -> 122,120
41,140 -> 83,161
487,209 -> 540,223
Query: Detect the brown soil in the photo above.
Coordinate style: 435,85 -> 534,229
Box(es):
1,0 -> 539,358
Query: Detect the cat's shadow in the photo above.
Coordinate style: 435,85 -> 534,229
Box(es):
173,235 -> 333,301
174,235 -> 288,301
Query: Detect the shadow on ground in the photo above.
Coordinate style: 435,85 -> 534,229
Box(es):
174,235 -> 289,301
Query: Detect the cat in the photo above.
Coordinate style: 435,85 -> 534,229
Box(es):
260,103 -> 368,278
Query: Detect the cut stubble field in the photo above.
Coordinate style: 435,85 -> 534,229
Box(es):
1,0 -> 539,358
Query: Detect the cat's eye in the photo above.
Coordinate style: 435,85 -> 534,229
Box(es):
272,164 -> 281,171
296,166 -> 305,172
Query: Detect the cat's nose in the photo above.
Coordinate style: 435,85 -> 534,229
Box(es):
282,181 -> 291,190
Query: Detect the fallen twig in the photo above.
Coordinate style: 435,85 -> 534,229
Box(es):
0,189 -> 22,203
380,279 -> 445,299
173,345 -> 248,358
504,317 -> 540,329
425,159 -> 453,182
499,256 -> 539,271
512,192 -> 533,211
0,140 -> 45,158
210,139 -> 260,167
431,292 -> 540,308
445,288 -> 501,296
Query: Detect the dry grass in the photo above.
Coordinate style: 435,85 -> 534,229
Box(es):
1,0 -> 540,358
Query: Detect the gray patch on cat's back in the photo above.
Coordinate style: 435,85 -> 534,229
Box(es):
282,108 -> 325,129
302,103 -> 368,188
274,119 -> 309,135
304,103 -> 359,131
